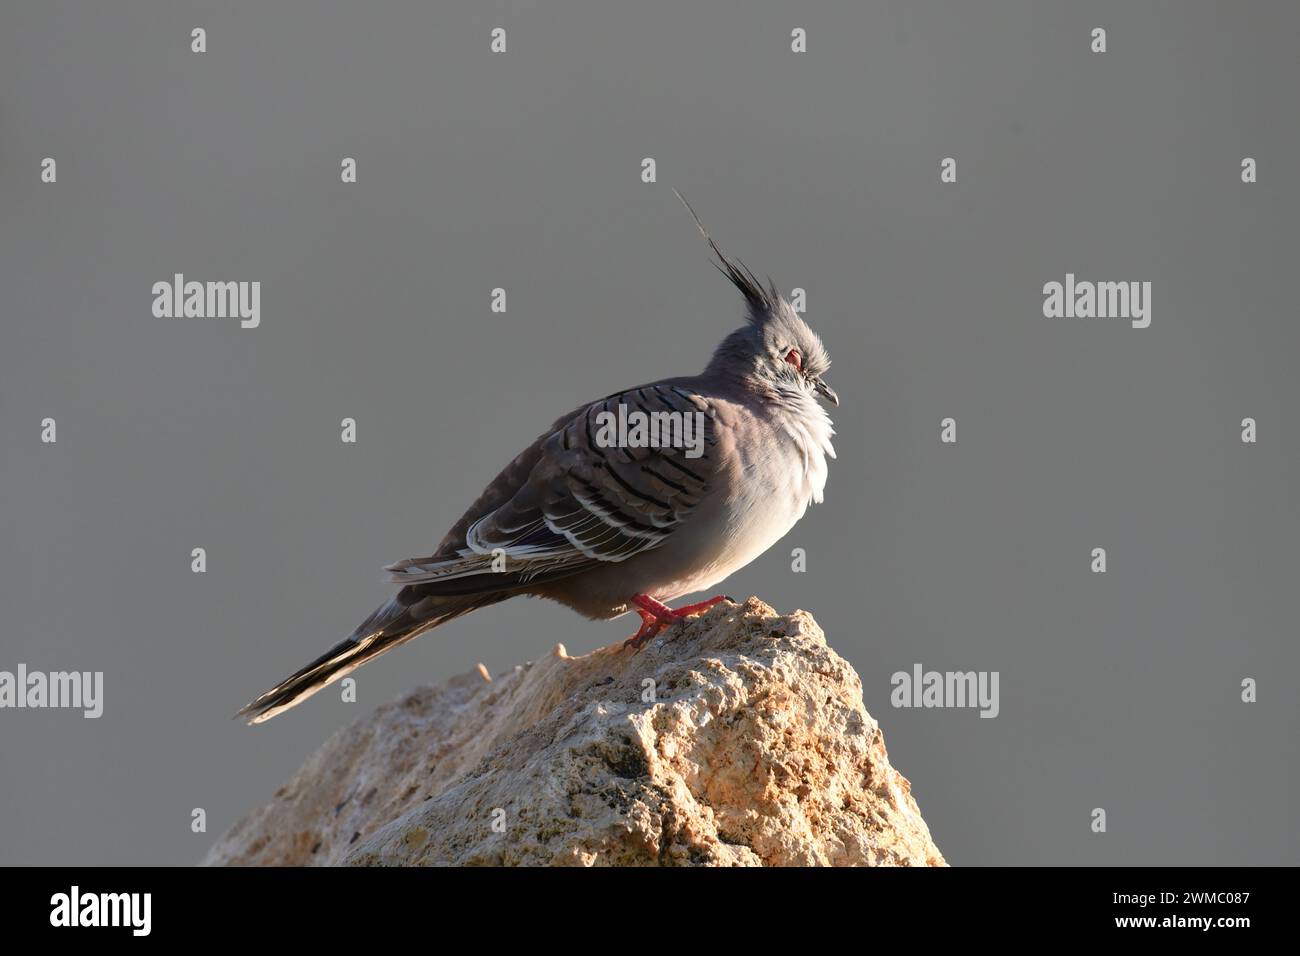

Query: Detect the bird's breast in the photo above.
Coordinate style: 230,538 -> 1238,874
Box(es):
706,398 -> 836,574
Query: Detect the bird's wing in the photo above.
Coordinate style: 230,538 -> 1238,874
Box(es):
383,382 -> 718,592
239,383 -> 720,723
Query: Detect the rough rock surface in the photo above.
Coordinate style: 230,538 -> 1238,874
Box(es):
204,598 -> 945,867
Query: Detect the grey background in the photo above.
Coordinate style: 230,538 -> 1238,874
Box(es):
1,0 -> 1296,866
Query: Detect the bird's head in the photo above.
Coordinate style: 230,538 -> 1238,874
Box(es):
676,191 -> 838,407
716,285 -> 837,407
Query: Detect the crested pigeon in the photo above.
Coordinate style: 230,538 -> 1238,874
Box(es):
239,195 -> 837,723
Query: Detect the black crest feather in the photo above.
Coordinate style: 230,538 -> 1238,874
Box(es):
673,189 -> 782,326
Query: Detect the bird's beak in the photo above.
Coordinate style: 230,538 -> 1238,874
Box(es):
813,376 -> 839,406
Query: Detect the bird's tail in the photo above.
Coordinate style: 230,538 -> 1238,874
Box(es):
236,590 -> 500,724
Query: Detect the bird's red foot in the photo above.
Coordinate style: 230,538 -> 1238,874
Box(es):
668,595 -> 733,618
622,607 -> 667,652
622,594 -> 734,652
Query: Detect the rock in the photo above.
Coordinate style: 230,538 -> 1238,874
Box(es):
204,598 -> 945,867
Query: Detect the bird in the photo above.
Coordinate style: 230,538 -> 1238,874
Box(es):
238,193 -> 838,724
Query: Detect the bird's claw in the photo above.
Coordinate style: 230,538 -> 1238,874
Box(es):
623,610 -> 667,652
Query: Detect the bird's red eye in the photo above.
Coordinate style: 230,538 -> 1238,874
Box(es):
785,349 -> 802,370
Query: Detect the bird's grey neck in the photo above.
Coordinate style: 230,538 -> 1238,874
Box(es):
703,340 -> 766,393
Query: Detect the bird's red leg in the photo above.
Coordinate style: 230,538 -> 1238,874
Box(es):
623,594 -> 734,651
631,594 -> 677,620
